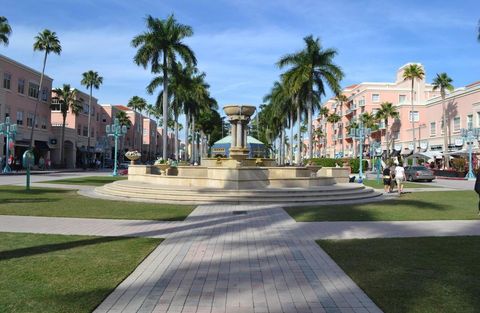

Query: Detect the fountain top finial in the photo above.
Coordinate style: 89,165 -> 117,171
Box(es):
223,105 -> 256,118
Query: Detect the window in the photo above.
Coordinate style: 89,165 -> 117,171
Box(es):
102,114 -> 106,123
77,125 -> 81,135
17,79 -> 25,94
477,112 -> 480,127
358,99 -> 365,107
51,98 -> 61,111
96,113 -> 99,122
41,87 -> 48,101
3,73 -> 11,89
372,94 -> 380,102
27,113 -> 34,127
83,126 -> 88,137
441,120 -> 444,135
453,117 -> 461,132
399,95 -> 406,103
91,128 -> 94,138
28,82 -> 39,98
409,111 -> 419,122
41,117 -> 47,129
467,114 -> 473,129
5,106 -> 10,119
430,122 -> 436,136
372,108 -> 379,116
16,111 -> 23,125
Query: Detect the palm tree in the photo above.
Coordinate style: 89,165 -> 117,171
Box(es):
0,16 -> 12,46
29,29 -> 61,149
432,73 -> 454,169
278,35 -> 343,160
52,84 -> 81,167
376,102 -> 399,159
319,106 -> 329,157
335,94 -> 348,156
115,111 -> 131,160
346,121 -> 359,157
81,70 -> 103,163
132,14 -> 197,160
327,113 -> 341,157
403,64 -> 425,153
360,112 -> 378,159
126,96 -> 147,151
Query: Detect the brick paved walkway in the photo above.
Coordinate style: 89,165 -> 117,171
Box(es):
2,205 -> 479,313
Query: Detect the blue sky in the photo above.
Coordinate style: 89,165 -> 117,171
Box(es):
2,0 -> 480,114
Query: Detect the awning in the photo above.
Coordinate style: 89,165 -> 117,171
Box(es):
405,151 -> 443,161
34,140 -> 50,150
14,140 -> 30,147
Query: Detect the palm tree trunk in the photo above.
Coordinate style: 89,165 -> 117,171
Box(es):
411,79 -> 416,153
184,111 -> 189,161
60,114 -> 66,167
341,102 -> 344,157
442,94 -> 449,168
307,99 -> 313,159
29,51 -> 47,150
162,52 -> 168,160
290,111 -> 294,164
385,119 -> 390,159
296,106 -> 301,165
191,115 -> 196,163
281,125 -> 285,165
174,114 -> 179,160
86,86 -> 93,165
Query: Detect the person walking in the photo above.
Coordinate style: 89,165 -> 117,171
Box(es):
394,162 -> 406,195
474,170 -> 480,215
382,166 -> 391,193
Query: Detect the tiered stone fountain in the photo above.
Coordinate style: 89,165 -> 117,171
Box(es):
96,105 -> 380,204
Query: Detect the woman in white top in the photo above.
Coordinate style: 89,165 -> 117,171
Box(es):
394,164 -> 405,194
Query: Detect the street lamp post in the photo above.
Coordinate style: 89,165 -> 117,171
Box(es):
350,121 -> 371,183
106,118 -> 127,176
371,141 -> 382,184
0,117 -> 18,173
461,127 -> 480,180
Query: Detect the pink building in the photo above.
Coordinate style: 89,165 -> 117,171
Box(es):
50,88 -> 103,168
316,63 -> 444,158
142,117 -> 157,161
0,54 -> 53,165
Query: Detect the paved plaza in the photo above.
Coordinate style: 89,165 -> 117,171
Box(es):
1,180 -> 480,313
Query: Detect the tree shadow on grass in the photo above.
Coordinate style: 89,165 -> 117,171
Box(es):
1,198 -> 61,204
0,236 -> 129,261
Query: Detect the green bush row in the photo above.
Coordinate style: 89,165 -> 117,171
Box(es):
307,158 -> 368,173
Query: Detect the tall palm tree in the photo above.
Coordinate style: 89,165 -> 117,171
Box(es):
327,113 -> 341,157
126,95 -> 147,151
81,70 -> 103,162
376,102 -> 399,159
359,112 -> 378,158
52,84 -> 81,167
278,35 -> 343,159
319,106 -> 329,157
335,94 -> 348,156
432,73 -> 454,169
0,16 -> 12,46
29,29 -> 61,149
403,64 -> 425,153
132,14 -> 197,160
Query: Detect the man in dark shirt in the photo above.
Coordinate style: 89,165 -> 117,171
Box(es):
475,171 -> 480,215
383,167 -> 391,193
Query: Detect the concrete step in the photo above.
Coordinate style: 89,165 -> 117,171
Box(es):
95,181 -> 381,204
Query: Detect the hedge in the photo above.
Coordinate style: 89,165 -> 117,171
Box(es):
307,158 -> 368,173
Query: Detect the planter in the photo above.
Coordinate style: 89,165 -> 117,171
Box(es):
125,151 -> 141,165
433,169 -> 466,178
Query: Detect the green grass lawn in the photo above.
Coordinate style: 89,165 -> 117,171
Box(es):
318,236 -> 480,313
43,176 -> 127,186
286,191 -> 479,221
0,232 -> 161,313
362,179 -> 436,189
0,186 -> 194,221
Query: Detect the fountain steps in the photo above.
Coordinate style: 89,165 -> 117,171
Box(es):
95,180 -> 381,204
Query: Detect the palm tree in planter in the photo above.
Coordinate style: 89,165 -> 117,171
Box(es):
327,113 -> 341,157
0,16 -> 12,46
132,14 -> 196,160
432,72 -> 454,169
81,70 -> 103,165
52,84 -> 81,167
360,112 -> 378,159
319,106 -> 329,157
403,64 -> 425,153
127,95 -> 147,151
30,29 -> 62,150
376,102 -> 399,159
278,35 -> 343,159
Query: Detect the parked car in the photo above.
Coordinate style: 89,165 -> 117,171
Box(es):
404,165 -> 435,182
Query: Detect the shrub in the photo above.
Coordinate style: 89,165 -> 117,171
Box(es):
349,158 -> 369,173
451,158 -> 466,172
307,158 -> 338,167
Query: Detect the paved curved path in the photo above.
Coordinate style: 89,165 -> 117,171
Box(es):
2,204 -> 480,313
